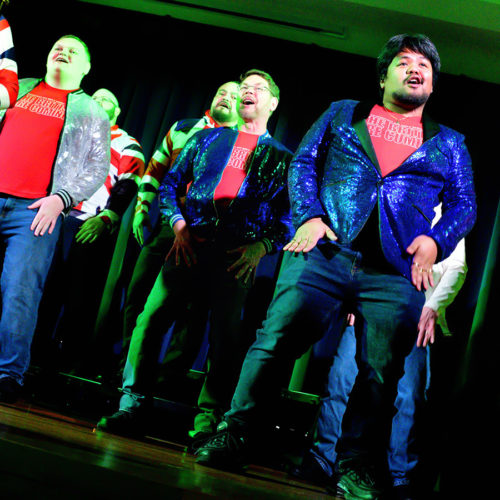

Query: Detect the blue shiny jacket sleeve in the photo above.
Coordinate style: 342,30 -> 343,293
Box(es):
158,132 -> 198,227
288,102 -> 339,229
428,129 -> 476,260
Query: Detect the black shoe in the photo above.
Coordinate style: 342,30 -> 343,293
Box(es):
291,454 -> 345,497
195,421 -> 248,470
188,430 -> 216,454
291,453 -> 334,485
0,377 -> 22,403
336,457 -> 382,500
96,410 -> 145,438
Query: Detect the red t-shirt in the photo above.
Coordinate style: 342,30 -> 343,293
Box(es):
366,104 -> 423,177
0,81 -> 75,198
213,131 -> 259,209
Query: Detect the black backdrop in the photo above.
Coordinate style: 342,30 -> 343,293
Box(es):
6,0 -> 500,494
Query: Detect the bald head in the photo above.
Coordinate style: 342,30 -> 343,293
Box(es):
92,88 -> 120,125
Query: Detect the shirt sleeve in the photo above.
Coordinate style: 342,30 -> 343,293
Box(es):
0,16 -> 19,109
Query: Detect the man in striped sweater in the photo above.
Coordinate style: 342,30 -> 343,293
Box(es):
33,88 -> 145,375
0,1 -> 18,108
121,82 -> 240,373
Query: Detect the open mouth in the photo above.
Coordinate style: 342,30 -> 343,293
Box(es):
55,57 -> 69,63
406,76 -> 422,86
241,96 -> 256,105
217,100 -> 231,109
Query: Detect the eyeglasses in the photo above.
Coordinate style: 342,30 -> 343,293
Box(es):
240,84 -> 271,95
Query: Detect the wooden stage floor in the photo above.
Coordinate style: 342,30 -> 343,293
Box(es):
0,399 -> 335,499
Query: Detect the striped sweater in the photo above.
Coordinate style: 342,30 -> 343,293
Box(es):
135,110 -> 218,216
0,15 -> 18,109
74,124 -> 145,223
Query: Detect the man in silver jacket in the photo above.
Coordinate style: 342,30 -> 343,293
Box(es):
0,35 -> 110,403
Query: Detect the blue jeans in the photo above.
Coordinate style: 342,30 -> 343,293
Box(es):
226,242 -> 425,436
311,325 -> 430,485
0,195 -> 61,384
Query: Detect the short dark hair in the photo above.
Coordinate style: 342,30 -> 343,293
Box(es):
57,34 -> 91,63
240,69 -> 280,100
377,34 -> 440,88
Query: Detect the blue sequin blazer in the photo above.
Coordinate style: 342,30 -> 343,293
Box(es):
289,100 -> 476,280
159,127 -> 293,253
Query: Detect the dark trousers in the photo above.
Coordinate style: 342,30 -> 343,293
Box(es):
226,242 -> 425,434
121,241 -> 254,433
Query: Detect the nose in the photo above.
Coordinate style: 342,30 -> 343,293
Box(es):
406,63 -> 418,73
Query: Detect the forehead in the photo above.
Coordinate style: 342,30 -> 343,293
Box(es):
52,38 -> 87,55
392,50 -> 431,65
217,82 -> 239,94
241,74 -> 267,87
93,89 -> 117,103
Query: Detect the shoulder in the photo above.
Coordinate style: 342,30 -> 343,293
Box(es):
261,133 -> 293,156
173,117 -> 204,133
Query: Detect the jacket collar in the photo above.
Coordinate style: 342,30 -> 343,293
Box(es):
351,100 -> 441,141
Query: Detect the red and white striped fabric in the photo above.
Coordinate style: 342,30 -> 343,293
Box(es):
0,15 -> 18,109
75,125 -> 145,219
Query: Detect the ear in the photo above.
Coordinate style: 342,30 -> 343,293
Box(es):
270,96 -> 278,113
380,77 -> 385,90
83,61 -> 91,76
114,106 -> 121,120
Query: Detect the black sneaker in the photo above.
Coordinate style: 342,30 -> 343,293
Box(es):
187,429 -> 217,454
96,410 -> 145,438
195,421 -> 248,470
0,377 -> 22,403
291,453 -> 337,487
336,458 -> 382,500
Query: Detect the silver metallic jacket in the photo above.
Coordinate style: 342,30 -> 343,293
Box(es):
0,78 -> 110,209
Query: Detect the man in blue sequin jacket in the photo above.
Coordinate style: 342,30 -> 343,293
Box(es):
196,34 -> 476,484
97,69 -> 292,441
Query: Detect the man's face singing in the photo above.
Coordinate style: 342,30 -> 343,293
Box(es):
381,50 -> 433,109
239,74 -> 278,121
210,82 -> 239,124
46,37 -> 90,84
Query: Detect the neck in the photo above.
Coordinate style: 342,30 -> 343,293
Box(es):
382,99 -> 425,118
45,71 -> 81,91
238,117 -> 268,135
215,119 -> 237,128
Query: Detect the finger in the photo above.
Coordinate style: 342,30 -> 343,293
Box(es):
182,248 -> 191,267
421,271 -> 431,291
416,320 -> 426,347
244,266 -> 254,283
226,247 -> 243,255
47,218 -> 58,235
227,256 -> 245,272
411,265 -> 419,289
284,239 -> 300,252
302,237 -> 319,253
428,270 -> 435,288
293,238 -> 310,253
37,219 -> 50,237
165,245 -> 174,262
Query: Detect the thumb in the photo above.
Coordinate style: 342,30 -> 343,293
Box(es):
406,240 -> 418,255
325,227 -> 337,241
28,199 -> 42,209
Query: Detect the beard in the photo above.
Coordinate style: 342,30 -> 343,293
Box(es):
392,89 -> 430,109
211,105 -> 233,124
